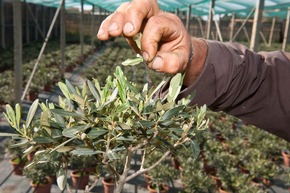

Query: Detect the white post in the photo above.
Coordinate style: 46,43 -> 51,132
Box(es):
1,0 -> 6,49
230,13 -> 235,42
268,17 -> 276,47
186,4 -> 191,33
282,8 -> 290,51
91,4 -> 95,48
250,0 -> 265,51
80,0 -> 84,61
206,0 -> 215,39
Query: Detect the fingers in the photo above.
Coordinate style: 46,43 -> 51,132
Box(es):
97,3 -> 129,40
141,14 -> 190,73
97,0 -> 160,40
148,51 -> 187,74
123,0 -> 160,36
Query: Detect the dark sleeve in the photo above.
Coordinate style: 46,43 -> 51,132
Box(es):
178,40 -> 290,141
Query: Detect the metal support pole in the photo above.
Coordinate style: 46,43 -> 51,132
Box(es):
243,27 -> 250,42
80,0 -> 84,61
91,4 -> 95,48
27,3 -> 44,38
186,4 -> 191,32
35,5 -> 39,41
21,0 -> 64,100
1,0 -> 6,49
43,6 -> 46,35
13,0 -> 23,104
25,1 -> 30,43
175,8 -> 179,16
250,0 -> 265,51
212,10 -> 223,42
60,0 -> 65,75
206,0 -> 215,39
268,17 -> 276,47
197,17 -> 205,38
259,31 -> 268,45
282,9 -> 290,51
232,8 -> 255,42
230,13 -> 235,41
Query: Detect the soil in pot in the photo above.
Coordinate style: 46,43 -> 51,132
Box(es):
218,186 -> 232,193
30,178 -> 52,193
71,170 -> 90,190
10,157 -> 25,175
147,183 -> 169,193
282,150 -> 290,167
102,176 -> 115,193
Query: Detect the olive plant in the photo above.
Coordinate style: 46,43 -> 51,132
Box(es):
1,66 -> 208,192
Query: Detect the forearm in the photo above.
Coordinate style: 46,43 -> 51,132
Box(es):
183,38 -> 208,87
181,40 -> 290,141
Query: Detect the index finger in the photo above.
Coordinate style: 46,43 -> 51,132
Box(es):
123,0 -> 160,36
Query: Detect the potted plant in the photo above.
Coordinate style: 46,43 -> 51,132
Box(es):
68,154 -> 97,189
179,158 -> 215,193
5,139 -> 27,175
2,65 -> 208,193
144,150 -> 179,193
24,167 -> 52,193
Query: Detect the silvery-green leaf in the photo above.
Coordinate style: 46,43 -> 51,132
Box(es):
26,99 -> 39,128
63,125 -> 90,138
121,57 -> 144,66
108,150 -> 120,160
15,103 -> 21,130
118,122 -> 131,130
149,77 -> 170,99
51,109 -> 83,117
190,141 -> 200,160
87,79 -> 101,103
65,79 -> 77,95
56,146 -> 74,153
58,82 -> 71,100
33,136 -> 55,143
50,137 -> 76,152
88,129 -> 108,139
0,133 -> 20,137
133,33 -> 142,50
103,87 -> 118,106
116,136 -> 134,141
5,104 -> 16,127
139,120 -> 155,128
57,168 -> 67,190
71,147 -> 103,155
159,106 -> 184,122
167,73 -> 183,102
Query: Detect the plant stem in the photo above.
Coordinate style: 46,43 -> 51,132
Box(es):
125,150 -> 171,182
115,146 -> 133,193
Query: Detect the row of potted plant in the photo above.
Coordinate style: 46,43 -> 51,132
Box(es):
171,110 -> 290,193
0,43 -> 95,108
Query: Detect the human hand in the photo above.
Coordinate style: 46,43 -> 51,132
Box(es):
97,0 -> 193,75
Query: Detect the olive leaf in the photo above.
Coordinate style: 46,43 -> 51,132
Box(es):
87,79 -> 101,103
57,168 -> 67,190
121,55 -> 144,66
26,99 -> 39,128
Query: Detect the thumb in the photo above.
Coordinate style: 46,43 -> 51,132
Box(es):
148,51 -> 187,74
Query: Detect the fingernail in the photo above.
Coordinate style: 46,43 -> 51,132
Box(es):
142,52 -> 149,62
152,57 -> 163,70
124,22 -> 134,34
108,22 -> 119,31
97,28 -> 104,36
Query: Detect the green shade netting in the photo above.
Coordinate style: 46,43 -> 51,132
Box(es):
23,0 -> 290,19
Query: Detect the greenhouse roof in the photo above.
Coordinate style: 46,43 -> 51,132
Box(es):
23,0 -> 290,18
